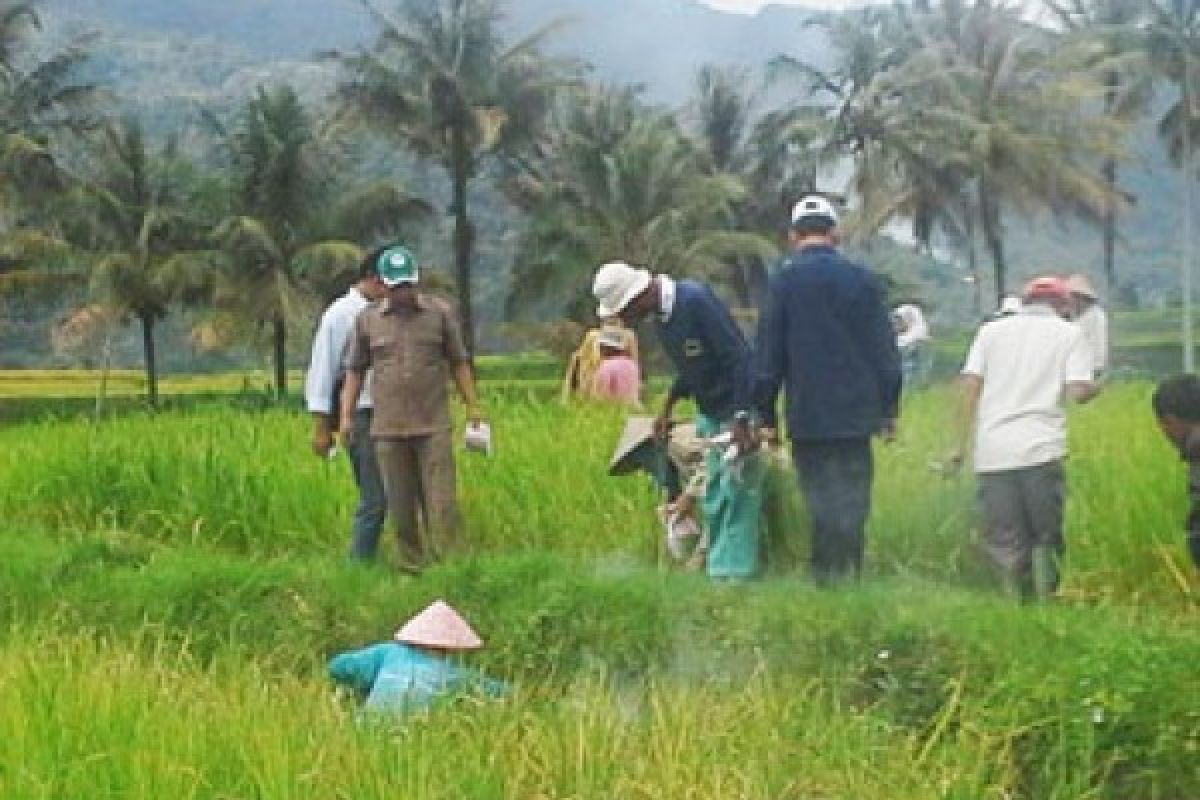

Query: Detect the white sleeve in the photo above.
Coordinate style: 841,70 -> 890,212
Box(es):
961,326 -> 988,377
304,312 -> 336,414
1065,328 -> 1094,384
1095,309 -> 1109,371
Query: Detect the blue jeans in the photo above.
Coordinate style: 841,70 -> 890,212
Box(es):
347,409 -> 388,560
792,438 -> 873,583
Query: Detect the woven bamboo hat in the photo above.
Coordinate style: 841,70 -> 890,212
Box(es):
609,415 -> 658,475
395,600 -> 483,651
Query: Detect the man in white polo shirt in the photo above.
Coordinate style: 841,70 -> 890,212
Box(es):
305,247 -> 388,560
949,276 -> 1100,600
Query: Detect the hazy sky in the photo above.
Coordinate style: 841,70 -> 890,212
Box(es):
698,0 -> 878,12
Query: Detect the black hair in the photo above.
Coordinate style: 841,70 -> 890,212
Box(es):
358,245 -> 389,280
791,218 -> 835,237
1153,374 -> 1200,421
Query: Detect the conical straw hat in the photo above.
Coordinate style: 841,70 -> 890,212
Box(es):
395,600 -> 483,651
609,415 -> 657,475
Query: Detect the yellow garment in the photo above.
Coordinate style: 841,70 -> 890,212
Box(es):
561,324 -> 640,403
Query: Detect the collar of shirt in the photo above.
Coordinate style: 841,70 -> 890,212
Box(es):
346,286 -> 370,310
381,294 -> 428,315
658,275 -> 677,323
1018,304 -> 1058,318
794,244 -> 838,262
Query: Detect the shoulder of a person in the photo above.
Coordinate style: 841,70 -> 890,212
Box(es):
421,294 -> 457,316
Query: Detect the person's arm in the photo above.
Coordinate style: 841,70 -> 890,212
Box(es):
339,316 -> 371,439
305,312 -> 338,457
1064,328 -> 1100,405
853,275 -> 903,438
752,272 -> 786,441
657,379 -> 687,441
454,362 -> 483,425
443,307 -> 483,425
947,374 -> 983,472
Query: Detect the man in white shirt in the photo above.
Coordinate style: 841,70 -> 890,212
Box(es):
1067,273 -> 1109,379
305,249 -> 388,560
949,276 -> 1100,600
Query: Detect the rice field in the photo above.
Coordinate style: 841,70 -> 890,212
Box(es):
0,383 -> 1196,798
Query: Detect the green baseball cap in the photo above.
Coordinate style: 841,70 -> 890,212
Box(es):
376,245 -> 419,286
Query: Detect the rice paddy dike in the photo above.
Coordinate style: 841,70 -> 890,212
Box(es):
0,383 -> 1197,798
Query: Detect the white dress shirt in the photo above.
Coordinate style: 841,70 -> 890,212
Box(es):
304,287 -> 373,413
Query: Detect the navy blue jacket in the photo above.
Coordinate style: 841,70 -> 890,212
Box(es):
656,280 -> 750,421
753,245 -> 902,441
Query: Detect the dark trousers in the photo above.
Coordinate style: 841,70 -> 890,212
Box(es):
792,438 -> 873,583
977,460 -> 1065,600
347,409 -> 388,560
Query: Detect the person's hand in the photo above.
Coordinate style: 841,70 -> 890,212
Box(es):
760,427 -> 780,448
467,405 -> 485,428
312,428 -> 334,459
653,414 -> 673,443
880,418 -> 898,444
337,415 -> 356,448
731,416 -> 760,454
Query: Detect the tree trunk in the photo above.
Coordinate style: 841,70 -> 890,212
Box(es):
273,313 -> 288,400
451,123 -> 476,359
1184,65 -> 1195,374
140,313 -> 158,407
978,182 -> 1006,309
964,208 -> 983,319
1102,68 -> 1120,294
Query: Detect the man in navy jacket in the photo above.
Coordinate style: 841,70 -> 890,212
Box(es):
754,196 -> 902,583
593,261 -> 763,580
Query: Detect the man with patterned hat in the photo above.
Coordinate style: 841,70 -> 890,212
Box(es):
592,261 -> 763,581
328,599 -> 507,715
753,195 -> 902,584
948,275 -> 1100,600
340,245 -> 484,569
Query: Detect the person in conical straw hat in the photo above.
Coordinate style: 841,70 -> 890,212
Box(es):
328,600 -> 507,715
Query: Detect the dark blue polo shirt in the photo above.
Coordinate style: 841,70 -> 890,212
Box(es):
753,245 -> 902,441
655,279 -> 750,422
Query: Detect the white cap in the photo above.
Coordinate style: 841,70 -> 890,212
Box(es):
394,600 -> 484,651
791,195 -> 839,227
593,262 -> 652,319
1000,296 -> 1022,314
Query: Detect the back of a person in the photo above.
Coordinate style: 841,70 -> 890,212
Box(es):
972,309 -> 1080,471
659,279 -> 750,420
593,355 -> 641,405
775,250 -> 886,438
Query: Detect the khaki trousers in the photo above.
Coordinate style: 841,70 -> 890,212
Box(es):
374,429 -> 460,565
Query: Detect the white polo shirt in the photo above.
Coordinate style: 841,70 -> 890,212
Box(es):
962,305 -> 1093,473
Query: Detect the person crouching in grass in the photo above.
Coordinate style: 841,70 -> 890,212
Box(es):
329,600 -> 507,717
1152,374 -> 1200,570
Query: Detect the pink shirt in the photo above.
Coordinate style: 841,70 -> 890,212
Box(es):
593,356 -> 641,405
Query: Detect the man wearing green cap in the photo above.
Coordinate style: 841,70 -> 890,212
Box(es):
340,245 -> 484,568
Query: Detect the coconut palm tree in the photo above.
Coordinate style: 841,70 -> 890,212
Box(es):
1145,0 -> 1200,370
0,0 -> 97,291
67,117 -> 211,405
507,86 -> 777,319
335,0 -> 577,356
210,85 -> 431,398
1047,0 -> 1152,293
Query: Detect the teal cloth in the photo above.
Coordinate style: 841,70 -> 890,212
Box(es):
698,413 -> 765,580
329,642 -> 507,715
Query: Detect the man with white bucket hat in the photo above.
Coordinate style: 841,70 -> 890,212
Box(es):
593,262 -> 764,580
328,600 -> 507,715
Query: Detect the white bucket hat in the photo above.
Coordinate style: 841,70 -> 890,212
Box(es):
1066,273 -> 1098,301
395,600 -> 483,651
593,262 -> 652,319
